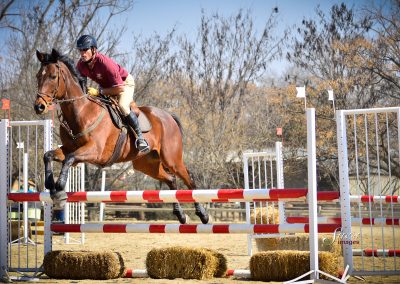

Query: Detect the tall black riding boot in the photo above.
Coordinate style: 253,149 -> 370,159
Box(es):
125,111 -> 150,153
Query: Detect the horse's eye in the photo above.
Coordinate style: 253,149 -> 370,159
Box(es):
50,75 -> 57,80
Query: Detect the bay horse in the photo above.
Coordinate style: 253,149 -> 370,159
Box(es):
34,49 -> 209,224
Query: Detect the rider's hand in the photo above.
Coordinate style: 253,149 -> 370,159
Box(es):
87,87 -> 99,96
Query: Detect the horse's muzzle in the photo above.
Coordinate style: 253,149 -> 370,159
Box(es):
34,103 -> 47,114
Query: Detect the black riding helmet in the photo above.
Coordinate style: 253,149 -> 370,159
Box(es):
76,35 -> 97,50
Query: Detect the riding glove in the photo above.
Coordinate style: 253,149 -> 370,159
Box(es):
87,87 -> 99,96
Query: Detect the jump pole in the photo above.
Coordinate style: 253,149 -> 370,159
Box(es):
287,217 -> 400,226
124,268 -> 251,278
50,223 -> 340,234
352,249 -> 400,257
9,191 -> 400,203
8,188 -> 310,203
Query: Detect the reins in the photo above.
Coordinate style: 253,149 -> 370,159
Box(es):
58,107 -> 106,140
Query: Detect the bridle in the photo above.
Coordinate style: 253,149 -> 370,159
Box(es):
36,61 -> 88,106
36,60 -> 106,140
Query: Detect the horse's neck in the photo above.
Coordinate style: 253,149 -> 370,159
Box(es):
60,78 -> 98,129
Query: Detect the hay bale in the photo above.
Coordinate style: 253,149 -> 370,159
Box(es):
43,250 -> 126,280
256,233 -> 342,255
146,246 -> 227,280
250,250 -> 338,281
250,206 -> 279,224
10,220 -> 32,241
204,248 -> 228,277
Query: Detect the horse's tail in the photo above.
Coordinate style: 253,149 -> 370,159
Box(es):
171,113 -> 183,137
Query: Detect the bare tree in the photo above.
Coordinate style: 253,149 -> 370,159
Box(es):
284,2 -> 400,189
0,0 -> 133,121
170,9 -> 288,188
355,0 -> 400,100
0,0 -> 134,190
287,3 -> 377,110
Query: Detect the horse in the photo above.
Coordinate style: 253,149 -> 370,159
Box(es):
34,49 -> 209,224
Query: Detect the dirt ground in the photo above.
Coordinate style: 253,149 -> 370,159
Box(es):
7,221 -> 400,283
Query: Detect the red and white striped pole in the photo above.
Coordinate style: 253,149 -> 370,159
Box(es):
50,223 -> 340,234
9,190 -> 399,204
124,268 -> 251,278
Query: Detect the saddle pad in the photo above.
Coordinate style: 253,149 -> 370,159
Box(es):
138,111 -> 151,132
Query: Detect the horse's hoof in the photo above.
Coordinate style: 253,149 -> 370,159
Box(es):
173,210 -> 187,224
51,191 -> 67,209
196,209 -> 209,224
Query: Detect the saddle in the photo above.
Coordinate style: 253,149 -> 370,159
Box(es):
88,95 -> 152,167
91,95 -> 151,132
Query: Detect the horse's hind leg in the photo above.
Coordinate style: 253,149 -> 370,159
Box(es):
165,175 -> 187,224
132,159 -> 187,224
174,165 -> 209,224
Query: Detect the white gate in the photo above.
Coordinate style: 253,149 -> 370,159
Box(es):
0,119 -> 53,279
243,142 -> 285,255
337,107 -> 400,276
0,119 -> 86,280
64,163 -> 85,244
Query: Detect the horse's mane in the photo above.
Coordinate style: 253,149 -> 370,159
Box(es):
42,49 -> 86,93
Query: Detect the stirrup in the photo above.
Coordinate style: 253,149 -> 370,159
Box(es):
135,138 -> 150,153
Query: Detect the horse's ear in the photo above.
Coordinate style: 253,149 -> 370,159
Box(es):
51,49 -> 60,60
36,50 -> 45,63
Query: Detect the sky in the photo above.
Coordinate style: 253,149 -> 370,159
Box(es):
0,0 -> 376,75
116,0 -> 372,74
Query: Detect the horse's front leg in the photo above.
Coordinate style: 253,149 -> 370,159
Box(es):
44,150 -> 56,191
44,147 -> 65,194
44,148 -> 69,209
51,153 -> 75,208
52,142 -> 97,208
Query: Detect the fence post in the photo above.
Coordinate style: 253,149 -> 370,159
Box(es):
0,120 -> 9,279
336,110 -> 354,273
306,108 -> 319,279
99,169 -> 106,222
43,120 -> 53,255
243,154 -> 252,256
275,142 -> 286,224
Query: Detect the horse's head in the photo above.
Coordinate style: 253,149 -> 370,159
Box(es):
34,49 -> 65,114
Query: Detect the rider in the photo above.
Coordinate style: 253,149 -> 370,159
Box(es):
75,34 -> 149,153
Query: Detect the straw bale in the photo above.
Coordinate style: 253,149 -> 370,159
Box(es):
146,246 -> 227,280
250,206 -> 279,224
204,248 -> 228,277
250,250 -> 338,281
43,250 -> 126,280
10,220 -> 32,241
256,233 -> 342,255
